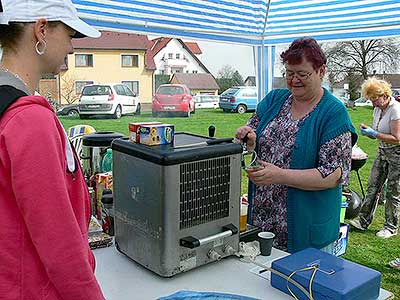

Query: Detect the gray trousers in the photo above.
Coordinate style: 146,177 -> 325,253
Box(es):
359,147 -> 400,233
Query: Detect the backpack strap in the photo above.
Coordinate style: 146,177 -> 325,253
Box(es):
0,85 -> 28,117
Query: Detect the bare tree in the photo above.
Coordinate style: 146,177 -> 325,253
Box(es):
60,74 -> 81,105
325,39 -> 400,82
216,65 -> 236,79
216,65 -> 243,93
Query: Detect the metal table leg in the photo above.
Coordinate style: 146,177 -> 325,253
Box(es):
356,170 -> 365,198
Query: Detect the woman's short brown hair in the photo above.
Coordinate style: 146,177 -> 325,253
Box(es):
0,23 -> 27,53
0,21 -> 60,54
280,37 -> 327,70
361,77 -> 392,99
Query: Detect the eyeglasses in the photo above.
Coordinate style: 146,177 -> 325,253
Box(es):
284,70 -> 313,81
370,95 -> 386,102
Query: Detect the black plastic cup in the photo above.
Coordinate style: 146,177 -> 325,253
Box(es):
258,231 -> 275,256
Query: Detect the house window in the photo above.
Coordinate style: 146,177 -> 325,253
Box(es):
75,54 -> 93,67
122,81 -> 139,96
176,53 -> 180,59
121,55 -> 139,67
75,81 -> 94,94
168,53 -> 173,59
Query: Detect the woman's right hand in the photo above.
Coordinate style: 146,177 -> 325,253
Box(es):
235,126 -> 256,152
360,123 -> 377,138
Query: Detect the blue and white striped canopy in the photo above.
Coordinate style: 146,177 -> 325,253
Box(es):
74,0 -> 400,46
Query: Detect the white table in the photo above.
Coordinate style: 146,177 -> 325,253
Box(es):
93,246 -> 393,300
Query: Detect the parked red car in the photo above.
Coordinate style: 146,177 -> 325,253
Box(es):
152,84 -> 195,117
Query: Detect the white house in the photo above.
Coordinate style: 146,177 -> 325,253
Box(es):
148,38 -> 210,75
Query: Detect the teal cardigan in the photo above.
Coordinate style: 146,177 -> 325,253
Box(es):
250,88 -> 357,253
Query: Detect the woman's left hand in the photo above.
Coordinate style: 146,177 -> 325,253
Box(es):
246,161 -> 283,186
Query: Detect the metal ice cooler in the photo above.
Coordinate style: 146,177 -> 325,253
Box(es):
111,133 -> 243,277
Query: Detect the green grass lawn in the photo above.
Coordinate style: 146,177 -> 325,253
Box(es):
60,107 -> 399,298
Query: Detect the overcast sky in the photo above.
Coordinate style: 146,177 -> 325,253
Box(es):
194,40 -> 288,79
195,40 -> 255,79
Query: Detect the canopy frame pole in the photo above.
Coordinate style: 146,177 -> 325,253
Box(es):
258,0 -> 272,102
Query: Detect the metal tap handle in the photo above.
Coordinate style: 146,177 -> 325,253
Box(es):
206,138 -> 233,145
180,224 -> 238,249
242,134 -> 249,153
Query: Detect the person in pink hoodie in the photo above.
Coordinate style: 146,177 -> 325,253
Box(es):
0,1 -> 105,299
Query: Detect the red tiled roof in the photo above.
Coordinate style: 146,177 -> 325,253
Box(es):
375,74 -> 400,88
171,73 -> 219,90
72,31 -> 148,49
148,38 -> 202,57
71,31 -> 156,70
148,37 -> 172,56
185,42 -> 202,55
145,52 -> 156,70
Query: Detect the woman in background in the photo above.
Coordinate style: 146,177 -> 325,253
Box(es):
350,77 -> 400,239
0,0 -> 105,299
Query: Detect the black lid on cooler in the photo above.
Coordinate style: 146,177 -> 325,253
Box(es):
82,131 -> 125,147
112,132 -> 242,166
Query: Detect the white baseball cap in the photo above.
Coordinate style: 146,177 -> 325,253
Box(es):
0,0 -> 101,38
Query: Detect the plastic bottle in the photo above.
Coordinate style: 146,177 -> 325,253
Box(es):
102,148 -> 113,172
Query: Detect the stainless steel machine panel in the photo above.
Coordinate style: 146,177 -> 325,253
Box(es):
112,133 -> 242,277
180,157 -> 231,229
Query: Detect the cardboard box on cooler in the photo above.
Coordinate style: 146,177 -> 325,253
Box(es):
128,122 -> 162,143
138,124 -> 174,146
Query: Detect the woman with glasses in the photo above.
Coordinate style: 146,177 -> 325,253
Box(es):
350,77 -> 400,239
236,37 -> 357,254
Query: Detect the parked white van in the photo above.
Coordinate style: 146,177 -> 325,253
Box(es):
194,94 -> 219,109
79,84 -> 141,119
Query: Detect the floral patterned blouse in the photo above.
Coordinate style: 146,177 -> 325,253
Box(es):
247,95 -> 352,251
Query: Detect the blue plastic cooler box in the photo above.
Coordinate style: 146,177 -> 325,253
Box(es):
271,248 -> 381,300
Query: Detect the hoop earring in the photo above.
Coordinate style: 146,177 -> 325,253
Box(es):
35,40 -> 47,56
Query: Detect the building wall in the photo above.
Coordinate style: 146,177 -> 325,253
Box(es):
59,49 -> 154,105
169,77 -> 218,95
154,39 -> 206,75
38,79 -> 58,101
